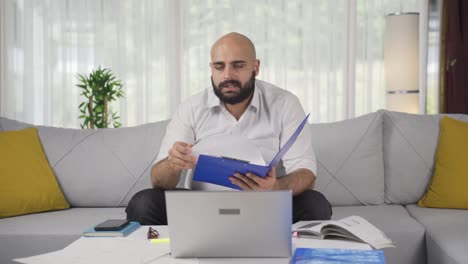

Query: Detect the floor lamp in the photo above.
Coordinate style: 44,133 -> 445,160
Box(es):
384,13 -> 420,113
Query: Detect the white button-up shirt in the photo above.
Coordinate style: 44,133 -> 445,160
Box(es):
155,79 -> 317,188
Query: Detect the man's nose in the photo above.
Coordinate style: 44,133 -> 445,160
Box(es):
223,65 -> 235,80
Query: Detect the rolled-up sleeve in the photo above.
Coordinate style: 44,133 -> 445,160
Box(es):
280,95 -> 317,176
153,103 -> 195,165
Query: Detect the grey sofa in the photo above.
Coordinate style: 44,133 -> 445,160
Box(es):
1,110 -> 467,264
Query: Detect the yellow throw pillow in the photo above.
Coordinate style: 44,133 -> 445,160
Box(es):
0,127 -> 69,218
418,117 -> 468,209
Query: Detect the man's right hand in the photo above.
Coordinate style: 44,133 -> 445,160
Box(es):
167,142 -> 198,171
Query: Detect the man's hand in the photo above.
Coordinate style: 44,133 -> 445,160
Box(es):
151,141 -> 197,190
229,167 -> 278,191
167,142 -> 197,171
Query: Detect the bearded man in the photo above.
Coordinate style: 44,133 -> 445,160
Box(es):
126,32 -> 332,225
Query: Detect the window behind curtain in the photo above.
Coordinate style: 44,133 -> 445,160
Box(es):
0,0 -> 420,127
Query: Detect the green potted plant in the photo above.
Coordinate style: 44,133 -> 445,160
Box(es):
76,67 -> 124,129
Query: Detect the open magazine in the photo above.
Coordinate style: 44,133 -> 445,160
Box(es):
292,216 -> 394,250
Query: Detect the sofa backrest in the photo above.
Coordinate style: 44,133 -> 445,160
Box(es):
3,110 -> 467,208
0,117 -> 168,207
382,111 -> 468,205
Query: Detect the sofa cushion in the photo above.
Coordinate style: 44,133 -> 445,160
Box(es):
406,204 -> 468,264
0,208 -> 126,263
0,127 -> 69,218
418,117 -> 468,209
382,111 -> 468,204
0,117 -> 169,207
311,111 -> 384,206
332,205 -> 426,264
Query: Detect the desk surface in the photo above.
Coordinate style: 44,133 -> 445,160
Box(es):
14,225 -> 371,264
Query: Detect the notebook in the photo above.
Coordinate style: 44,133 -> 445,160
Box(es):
83,221 -> 140,237
165,191 -> 292,258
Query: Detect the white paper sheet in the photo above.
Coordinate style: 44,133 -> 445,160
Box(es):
13,226 -> 200,264
191,134 -> 266,166
14,238 -> 170,264
198,258 -> 289,264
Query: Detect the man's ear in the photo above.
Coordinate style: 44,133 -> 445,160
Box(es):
254,59 -> 261,76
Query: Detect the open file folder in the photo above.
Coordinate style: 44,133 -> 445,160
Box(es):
192,114 -> 310,190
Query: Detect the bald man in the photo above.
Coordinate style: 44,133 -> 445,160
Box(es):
126,32 -> 332,225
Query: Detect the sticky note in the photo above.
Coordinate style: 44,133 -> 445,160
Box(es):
150,238 -> 170,244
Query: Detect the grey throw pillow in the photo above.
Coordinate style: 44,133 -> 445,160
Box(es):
311,111 -> 385,206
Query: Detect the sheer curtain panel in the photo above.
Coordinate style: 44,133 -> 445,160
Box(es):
0,0 -> 420,128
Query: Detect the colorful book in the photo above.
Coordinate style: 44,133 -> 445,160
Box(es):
83,221 -> 140,237
291,248 -> 386,264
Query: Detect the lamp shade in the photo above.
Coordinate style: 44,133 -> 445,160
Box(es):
384,13 -> 420,113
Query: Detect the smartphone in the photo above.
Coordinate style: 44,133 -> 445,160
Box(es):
94,219 -> 130,231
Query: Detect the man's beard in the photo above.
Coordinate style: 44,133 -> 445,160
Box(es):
211,72 -> 255,105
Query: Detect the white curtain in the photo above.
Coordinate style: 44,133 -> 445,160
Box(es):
0,0 -> 420,128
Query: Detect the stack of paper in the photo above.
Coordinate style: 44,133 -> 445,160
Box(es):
14,227 -> 199,264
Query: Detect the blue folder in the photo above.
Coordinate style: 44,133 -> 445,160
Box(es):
192,114 -> 310,190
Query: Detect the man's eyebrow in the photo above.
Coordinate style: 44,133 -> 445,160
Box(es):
212,60 -> 247,65
231,60 -> 247,64
212,62 -> 225,66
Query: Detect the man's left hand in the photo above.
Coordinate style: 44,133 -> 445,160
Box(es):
229,167 -> 278,191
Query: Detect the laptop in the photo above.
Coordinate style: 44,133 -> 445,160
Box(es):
165,191 -> 292,258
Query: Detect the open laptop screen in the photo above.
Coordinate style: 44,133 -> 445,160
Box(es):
166,191 -> 292,258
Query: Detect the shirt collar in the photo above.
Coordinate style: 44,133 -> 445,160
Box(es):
207,80 -> 260,111
207,87 -> 220,108
249,82 -> 260,111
